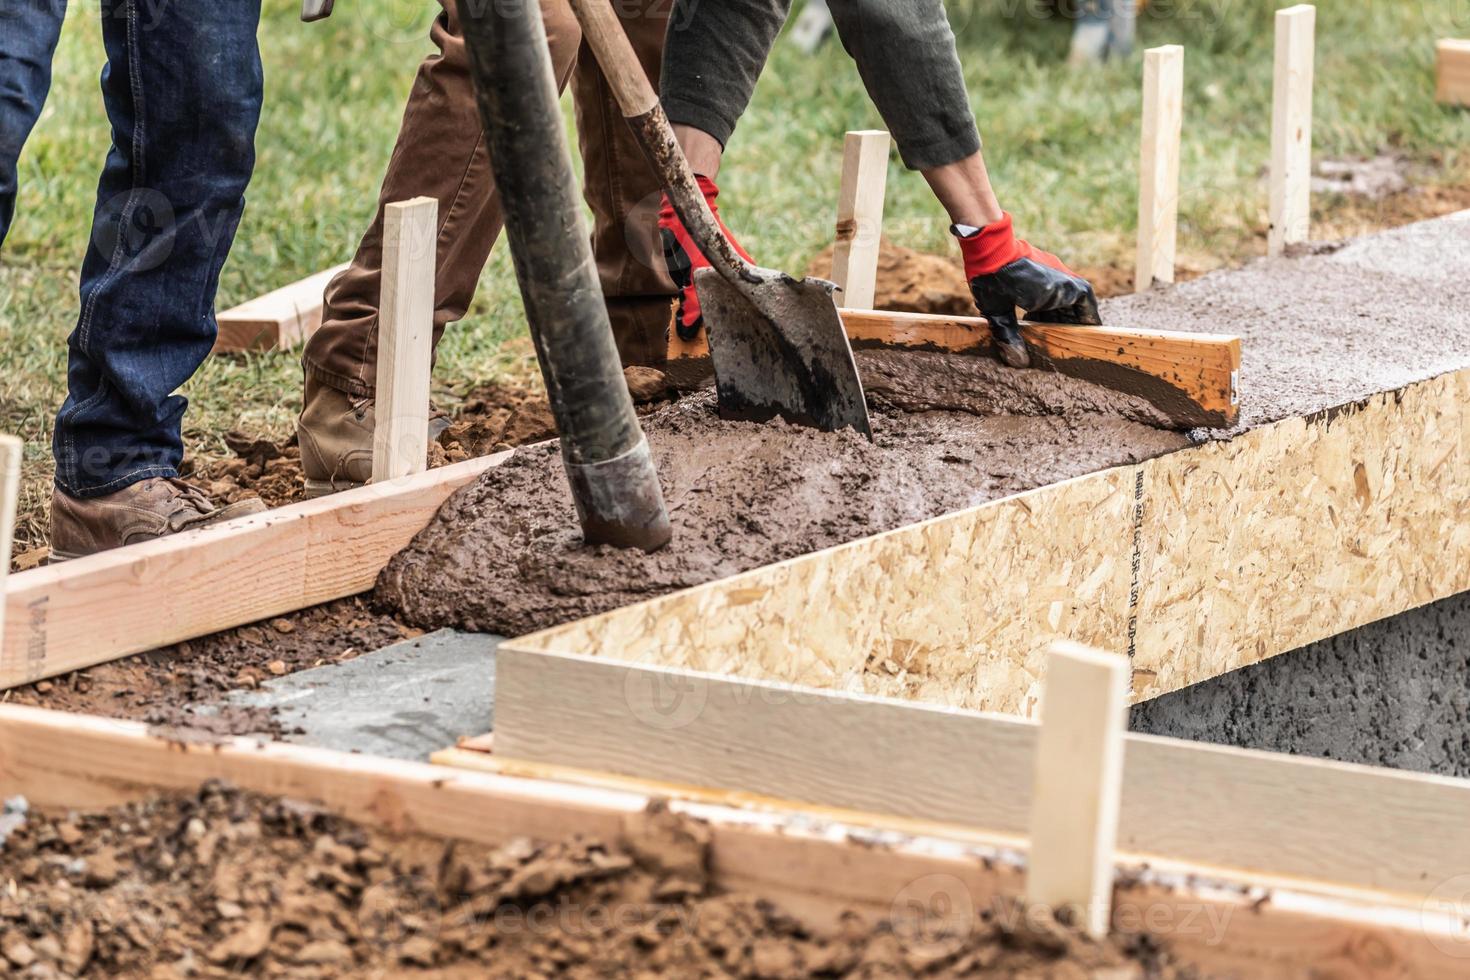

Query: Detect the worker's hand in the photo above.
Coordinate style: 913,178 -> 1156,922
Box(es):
955,213 -> 1101,368
659,175 -> 755,343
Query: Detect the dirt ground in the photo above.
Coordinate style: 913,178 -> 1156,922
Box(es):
0,782 -> 1188,979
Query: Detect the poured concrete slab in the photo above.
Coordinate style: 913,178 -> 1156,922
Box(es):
224,629 -> 501,760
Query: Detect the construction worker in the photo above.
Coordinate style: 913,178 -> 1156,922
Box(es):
7,0 -> 272,559
296,0 -> 675,496
655,0 -> 1101,369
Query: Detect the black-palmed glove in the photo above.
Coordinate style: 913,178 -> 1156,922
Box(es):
955,213 -> 1101,369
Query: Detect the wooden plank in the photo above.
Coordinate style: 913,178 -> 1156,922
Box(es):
829,130 -> 890,310
212,263 -> 349,353
1135,45 -> 1184,292
0,436 -> 19,643
372,198 -> 438,484
4,704 -> 1465,975
0,453 -> 506,689
1437,38 -> 1470,107
1025,642 -> 1129,937
492,644 -> 1470,907
1268,4 -> 1315,256
671,307 -> 1241,427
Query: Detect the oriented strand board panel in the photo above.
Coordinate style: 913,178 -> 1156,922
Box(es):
531,465 -> 1137,716
519,367 -> 1469,715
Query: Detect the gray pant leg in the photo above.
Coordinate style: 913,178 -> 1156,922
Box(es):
661,0 -> 792,150
826,0 -> 979,169
661,0 -> 980,171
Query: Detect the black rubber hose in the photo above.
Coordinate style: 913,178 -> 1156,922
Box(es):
456,0 -> 671,551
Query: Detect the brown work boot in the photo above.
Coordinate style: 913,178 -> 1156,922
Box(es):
298,377 -> 375,497
49,478 -> 267,561
297,377 -> 451,498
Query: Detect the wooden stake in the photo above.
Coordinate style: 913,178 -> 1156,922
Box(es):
1437,39 -> 1470,107
372,197 -> 438,484
1025,641 -> 1129,939
1268,4 -> 1315,256
1135,45 -> 1184,293
830,130 -> 890,310
0,436 -> 19,648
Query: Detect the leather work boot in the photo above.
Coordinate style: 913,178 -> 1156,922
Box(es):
297,377 -> 450,498
297,378 -> 375,497
49,478 -> 267,561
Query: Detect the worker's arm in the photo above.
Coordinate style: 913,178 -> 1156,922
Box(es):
659,0 -> 1100,367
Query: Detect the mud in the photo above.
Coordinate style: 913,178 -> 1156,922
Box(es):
379,350 -> 1188,636
0,782 -> 1187,978
1102,209 -> 1470,434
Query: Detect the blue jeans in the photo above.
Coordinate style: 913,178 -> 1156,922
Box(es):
0,0 -> 65,245
52,0 -> 263,497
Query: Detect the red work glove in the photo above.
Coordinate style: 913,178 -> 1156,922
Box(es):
956,213 -> 1101,368
658,175 -> 755,342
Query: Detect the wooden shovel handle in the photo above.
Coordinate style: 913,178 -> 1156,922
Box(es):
565,0 -> 748,278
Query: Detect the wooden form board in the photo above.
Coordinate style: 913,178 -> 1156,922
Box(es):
1438,38 -> 1470,107
2,704 -> 1466,976
1268,4 -> 1315,256
0,453 -> 505,689
669,307 -> 1241,428
490,644 -> 1470,909
516,364 -> 1470,717
1135,45 -> 1183,292
212,263 -> 349,353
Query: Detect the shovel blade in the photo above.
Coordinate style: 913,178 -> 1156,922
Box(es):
695,267 -> 872,438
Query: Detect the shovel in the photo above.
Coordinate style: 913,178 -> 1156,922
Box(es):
567,0 -> 872,438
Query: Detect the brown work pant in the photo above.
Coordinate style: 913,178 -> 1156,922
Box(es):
302,0 -> 675,397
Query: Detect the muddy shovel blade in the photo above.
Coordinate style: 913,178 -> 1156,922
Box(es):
696,267 -> 872,438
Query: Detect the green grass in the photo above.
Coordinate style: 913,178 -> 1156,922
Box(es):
2,0 -> 1468,553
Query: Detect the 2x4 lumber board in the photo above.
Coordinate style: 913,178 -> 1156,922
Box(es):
212,262 -> 349,353
491,643 -> 1470,908
0,436 -> 19,643
519,365 -> 1469,719
372,198 -> 438,484
1025,643 -> 1128,938
0,453 -> 506,689
1268,4 -> 1315,256
1135,45 -> 1184,292
1438,39 -> 1470,107
436,744 -> 1470,978
669,307 -> 1241,427
2,707 -> 1462,974
829,130 -> 890,310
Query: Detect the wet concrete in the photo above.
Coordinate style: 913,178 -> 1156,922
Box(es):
1131,592 -> 1470,777
1103,209 -> 1470,434
378,351 -> 1189,637
220,630 -> 501,760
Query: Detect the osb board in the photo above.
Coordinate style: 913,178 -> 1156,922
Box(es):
518,368 -> 1469,716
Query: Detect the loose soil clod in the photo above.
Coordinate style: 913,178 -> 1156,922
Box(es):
0,782 -> 1187,978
